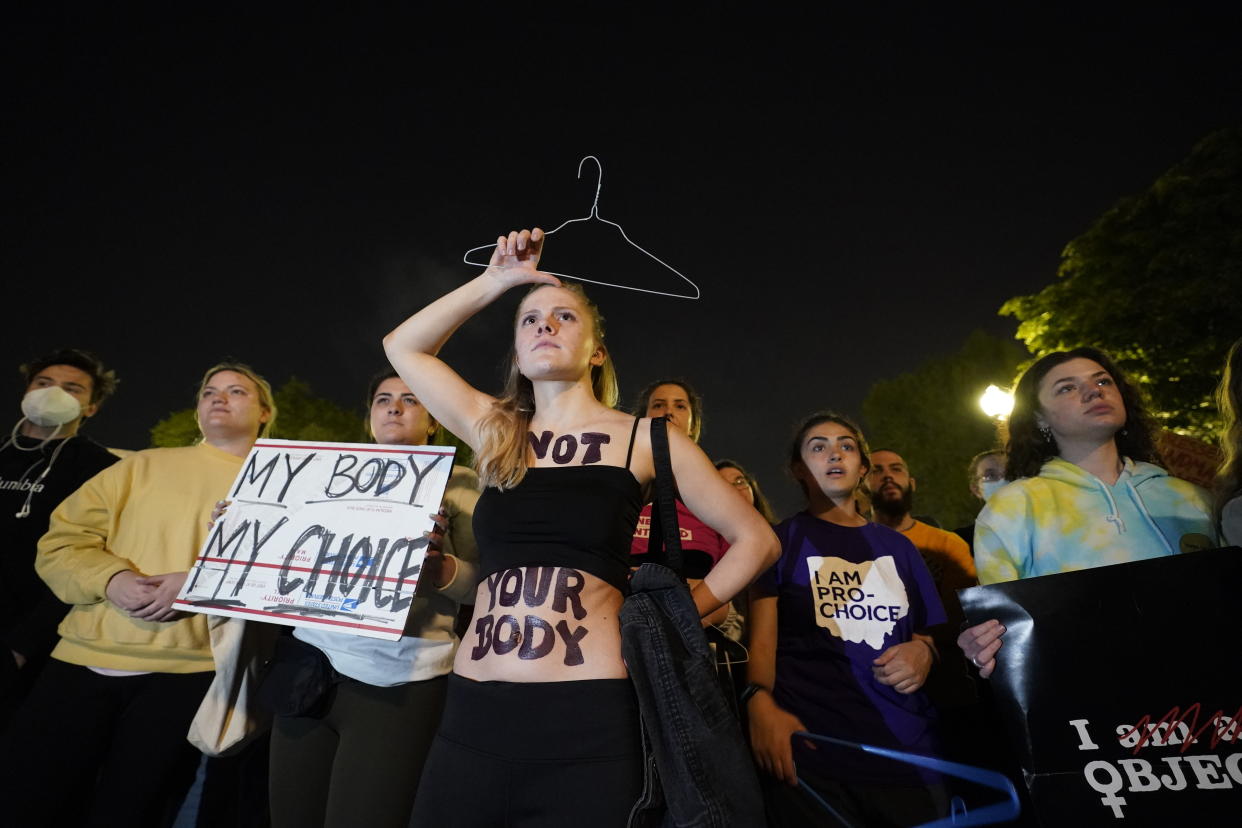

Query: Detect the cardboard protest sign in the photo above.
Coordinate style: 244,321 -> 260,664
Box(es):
175,438 -> 456,641
959,547 -> 1242,826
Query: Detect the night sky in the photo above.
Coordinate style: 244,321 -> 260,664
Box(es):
6,5 -> 1240,516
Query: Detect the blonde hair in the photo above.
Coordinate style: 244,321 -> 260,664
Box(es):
196,361 -> 277,439
475,283 -> 618,489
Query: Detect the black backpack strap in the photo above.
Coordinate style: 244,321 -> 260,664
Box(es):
645,416 -> 684,576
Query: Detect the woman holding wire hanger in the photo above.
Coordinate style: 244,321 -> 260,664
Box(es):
385,226 -> 777,826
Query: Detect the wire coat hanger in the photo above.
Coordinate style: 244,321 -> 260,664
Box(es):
462,156 -> 701,300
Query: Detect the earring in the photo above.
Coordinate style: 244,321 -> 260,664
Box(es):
1039,425 -> 1053,443
1119,427 -> 1128,437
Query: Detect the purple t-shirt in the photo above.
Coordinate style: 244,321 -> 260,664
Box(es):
755,513 -> 946,783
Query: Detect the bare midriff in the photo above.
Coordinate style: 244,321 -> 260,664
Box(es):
454,566 -> 627,682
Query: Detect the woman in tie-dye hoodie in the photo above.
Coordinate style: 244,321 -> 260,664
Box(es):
958,347 -> 1215,678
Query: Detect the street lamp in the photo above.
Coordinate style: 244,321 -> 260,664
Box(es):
979,385 -> 1014,420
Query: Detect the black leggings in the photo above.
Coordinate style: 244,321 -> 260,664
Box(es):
268,674 -> 448,828
410,674 -> 643,828
0,658 -> 212,828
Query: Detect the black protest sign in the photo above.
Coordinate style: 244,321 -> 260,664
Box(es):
176,439 -> 456,640
959,547 -> 1242,826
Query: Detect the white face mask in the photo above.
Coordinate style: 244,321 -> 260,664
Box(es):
980,479 -> 1008,502
21,386 -> 83,427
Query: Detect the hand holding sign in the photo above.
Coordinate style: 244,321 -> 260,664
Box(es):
208,499 -> 230,530
957,618 -> 1005,678
420,508 -> 456,591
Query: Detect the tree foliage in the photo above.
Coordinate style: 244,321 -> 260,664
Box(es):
149,409 -> 201,448
1000,127 -> 1242,438
862,330 -> 1027,529
270,378 -> 366,443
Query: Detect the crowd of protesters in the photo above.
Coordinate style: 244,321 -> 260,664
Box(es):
0,229 -> 1236,828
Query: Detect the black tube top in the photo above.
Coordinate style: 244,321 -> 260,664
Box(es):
473,465 -> 642,593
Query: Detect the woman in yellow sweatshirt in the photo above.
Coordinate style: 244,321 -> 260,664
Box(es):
0,362 -> 274,828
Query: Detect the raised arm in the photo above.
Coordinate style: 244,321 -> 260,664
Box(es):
382,228 -> 560,449
667,427 -> 781,618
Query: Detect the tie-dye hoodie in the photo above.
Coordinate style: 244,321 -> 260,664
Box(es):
975,457 -> 1215,585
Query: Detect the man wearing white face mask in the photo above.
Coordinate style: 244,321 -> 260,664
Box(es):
0,349 -> 119,723
2,361 -> 274,827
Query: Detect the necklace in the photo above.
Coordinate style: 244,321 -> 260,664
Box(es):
1,418 -> 63,452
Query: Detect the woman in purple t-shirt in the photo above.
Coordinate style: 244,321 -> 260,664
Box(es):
746,412 -> 948,827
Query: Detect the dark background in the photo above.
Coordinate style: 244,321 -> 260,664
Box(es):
6,4 -> 1240,517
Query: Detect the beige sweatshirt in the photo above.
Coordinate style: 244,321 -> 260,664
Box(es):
37,442 -> 243,672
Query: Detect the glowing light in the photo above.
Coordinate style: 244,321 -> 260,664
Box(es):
980,385 -> 1014,420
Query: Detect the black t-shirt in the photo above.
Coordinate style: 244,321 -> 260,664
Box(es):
0,433 -> 119,657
